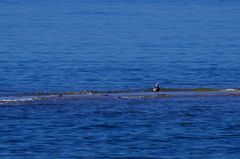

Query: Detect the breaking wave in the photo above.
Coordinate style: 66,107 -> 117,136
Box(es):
220,88 -> 240,92
0,97 -> 38,105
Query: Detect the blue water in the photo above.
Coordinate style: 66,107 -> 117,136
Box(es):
0,0 -> 240,158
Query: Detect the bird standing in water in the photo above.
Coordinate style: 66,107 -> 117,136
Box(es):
153,83 -> 160,92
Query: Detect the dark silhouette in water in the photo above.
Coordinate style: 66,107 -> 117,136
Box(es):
153,83 -> 160,92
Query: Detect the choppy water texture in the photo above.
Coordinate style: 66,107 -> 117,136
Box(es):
0,0 -> 240,158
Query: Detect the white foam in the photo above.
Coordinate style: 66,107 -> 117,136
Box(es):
0,97 -> 36,104
220,89 -> 239,92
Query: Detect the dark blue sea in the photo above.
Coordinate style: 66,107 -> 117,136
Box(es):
0,0 -> 240,158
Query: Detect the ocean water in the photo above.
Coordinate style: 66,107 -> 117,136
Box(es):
0,0 -> 240,158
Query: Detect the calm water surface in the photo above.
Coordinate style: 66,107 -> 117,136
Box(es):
0,0 -> 240,158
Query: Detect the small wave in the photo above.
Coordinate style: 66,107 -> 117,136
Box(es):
220,89 -> 239,92
0,97 -> 37,105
